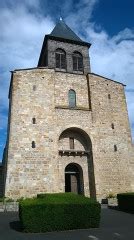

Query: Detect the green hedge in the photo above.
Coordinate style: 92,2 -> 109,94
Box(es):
19,193 -> 101,232
117,192 -> 134,213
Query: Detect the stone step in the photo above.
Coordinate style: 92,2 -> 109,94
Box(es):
0,202 -> 19,212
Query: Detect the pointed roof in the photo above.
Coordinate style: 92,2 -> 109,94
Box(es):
38,19 -> 91,66
50,19 -> 83,42
43,19 -> 91,48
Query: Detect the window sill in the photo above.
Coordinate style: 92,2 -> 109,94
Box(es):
55,68 -> 66,72
55,106 -> 91,111
73,70 -> 83,75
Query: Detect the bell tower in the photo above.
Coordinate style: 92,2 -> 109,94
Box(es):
38,19 -> 91,74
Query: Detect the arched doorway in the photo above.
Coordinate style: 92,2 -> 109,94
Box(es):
65,163 -> 84,194
59,127 -> 96,198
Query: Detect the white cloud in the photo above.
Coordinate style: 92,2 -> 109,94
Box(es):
0,5 -> 54,69
87,27 -> 134,87
0,2 -> 54,145
65,0 -> 99,34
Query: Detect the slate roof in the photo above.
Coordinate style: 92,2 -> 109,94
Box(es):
50,19 -> 83,42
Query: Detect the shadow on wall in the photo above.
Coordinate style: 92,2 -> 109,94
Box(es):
0,165 -> 4,197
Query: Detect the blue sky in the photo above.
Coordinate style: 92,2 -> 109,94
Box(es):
0,0 -> 134,161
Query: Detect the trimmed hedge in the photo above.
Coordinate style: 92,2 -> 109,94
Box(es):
19,193 -> 101,232
117,192 -> 134,213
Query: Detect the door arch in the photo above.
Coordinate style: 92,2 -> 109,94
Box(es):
65,163 -> 84,194
59,127 -> 96,198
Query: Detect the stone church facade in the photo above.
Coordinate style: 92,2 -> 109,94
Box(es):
1,20 -> 134,201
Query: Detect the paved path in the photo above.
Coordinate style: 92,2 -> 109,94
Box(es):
0,207 -> 134,240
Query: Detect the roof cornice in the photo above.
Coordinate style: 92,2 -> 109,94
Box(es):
45,35 -> 91,48
88,72 -> 126,86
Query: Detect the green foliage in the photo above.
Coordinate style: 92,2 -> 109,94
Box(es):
106,193 -> 116,199
19,193 -> 101,232
0,197 -> 4,202
5,198 -> 14,202
117,192 -> 134,213
16,197 -> 25,202
0,197 -> 14,203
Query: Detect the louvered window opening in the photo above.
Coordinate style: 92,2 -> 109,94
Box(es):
73,52 -> 83,71
55,49 -> 66,69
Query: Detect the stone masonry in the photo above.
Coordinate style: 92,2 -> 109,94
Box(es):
3,68 -> 134,200
2,20 -> 134,201
47,39 -> 90,74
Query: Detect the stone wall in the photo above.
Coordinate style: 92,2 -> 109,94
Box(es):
4,68 -> 134,200
47,39 -> 90,74
0,166 -> 3,197
130,144 -> 134,190
88,73 -> 133,198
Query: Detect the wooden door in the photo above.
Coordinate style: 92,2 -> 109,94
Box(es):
71,174 -> 78,193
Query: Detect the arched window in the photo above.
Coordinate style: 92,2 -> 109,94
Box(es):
68,89 -> 76,108
55,48 -> 66,69
73,51 -> 83,71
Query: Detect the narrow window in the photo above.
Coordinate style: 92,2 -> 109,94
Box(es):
114,145 -> 117,152
33,85 -> 36,91
111,123 -> 114,129
73,51 -> 83,71
70,137 -> 74,149
32,141 -> 36,148
68,89 -> 76,108
32,118 -> 36,124
55,48 -> 66,69
108,94 -> 111,99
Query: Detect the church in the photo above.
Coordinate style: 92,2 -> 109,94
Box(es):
1,19 -> 134,201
